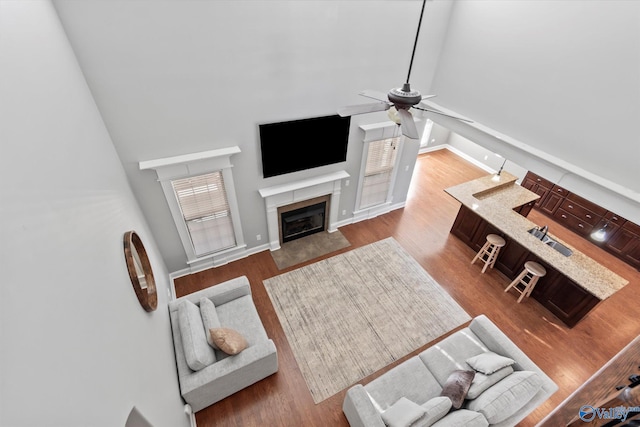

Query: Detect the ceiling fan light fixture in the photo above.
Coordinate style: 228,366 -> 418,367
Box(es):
388,107 -> 401,125
388,106 -> 418,125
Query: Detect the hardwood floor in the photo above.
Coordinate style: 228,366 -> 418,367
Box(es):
174,149 -> 640,427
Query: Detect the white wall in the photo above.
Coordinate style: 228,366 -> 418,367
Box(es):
0,2 -> 189,426
429,0 -> 640,221
51,0 -> 454,272
446,133 -> 529,181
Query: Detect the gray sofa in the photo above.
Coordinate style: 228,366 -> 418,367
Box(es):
168,276 -> 278,412
343,315 -> 557,427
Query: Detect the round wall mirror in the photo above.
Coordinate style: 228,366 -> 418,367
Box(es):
123,231 -> 158,312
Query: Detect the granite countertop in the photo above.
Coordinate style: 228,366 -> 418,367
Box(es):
445,172 -> 628,300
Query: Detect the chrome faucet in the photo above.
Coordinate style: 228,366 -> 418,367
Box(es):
539,225 -> 549,240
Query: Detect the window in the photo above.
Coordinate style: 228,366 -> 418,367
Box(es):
358,136 -> 401,209
172,172 -> 235,257
139,147 -> 245,267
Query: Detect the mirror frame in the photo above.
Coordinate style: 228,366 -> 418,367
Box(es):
123,231 -> 158,312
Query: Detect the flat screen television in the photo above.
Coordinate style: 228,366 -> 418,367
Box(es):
259,114 -> 351,178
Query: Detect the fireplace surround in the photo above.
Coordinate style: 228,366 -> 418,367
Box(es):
259,171 -> 349,250
279,196 -> 329,243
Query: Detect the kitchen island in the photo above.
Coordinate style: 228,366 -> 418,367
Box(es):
446,172 -> 628,327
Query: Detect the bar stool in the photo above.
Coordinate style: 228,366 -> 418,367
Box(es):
471,234 -> 506,273
505,261 -> 546,303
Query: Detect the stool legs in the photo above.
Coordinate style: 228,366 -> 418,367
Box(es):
471,235 -> 504,274
505,261 -> 546,303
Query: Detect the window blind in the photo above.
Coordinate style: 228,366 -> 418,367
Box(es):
172,172 -> 236,256
359,137 -> 399,209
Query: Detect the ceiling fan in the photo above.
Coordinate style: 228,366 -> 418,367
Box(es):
338,0 -> 472,139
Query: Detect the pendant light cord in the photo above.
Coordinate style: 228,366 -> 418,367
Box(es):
406,0 -> 427,85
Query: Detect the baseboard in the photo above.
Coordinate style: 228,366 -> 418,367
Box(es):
420,144 -> 495,174
184,404 -> 196,427
168,243 -> 270,299
351,201 -> 406,224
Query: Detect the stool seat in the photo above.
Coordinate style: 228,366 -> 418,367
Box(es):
505,261 -> 546,303
471,234 -> 506,273
487,234 -> 506,247
524,260 -> 546,277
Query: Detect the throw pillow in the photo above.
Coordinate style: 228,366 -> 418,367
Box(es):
466,365 -> 514,399
381,397 -> 426,427
177,300 -> 216,371
466,351 -> 516,375
199,297 -> 221,349
210,328 -> 248,355
418,396 -> 452,427
440,370 -> 475,409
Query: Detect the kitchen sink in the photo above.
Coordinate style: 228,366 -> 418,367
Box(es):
528,228 -> 573,257
545,240 -> 573,257
528,228 -> 549,242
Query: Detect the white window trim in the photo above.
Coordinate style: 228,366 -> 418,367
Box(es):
353,122 -> 406,222
139,147 -> 246,265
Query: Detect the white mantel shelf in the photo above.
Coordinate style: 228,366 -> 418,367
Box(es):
139,146 -> 241,171
258,170 -> 349,199
258,170 -> 350,251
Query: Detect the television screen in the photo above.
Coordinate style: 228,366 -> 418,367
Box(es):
259,115 -> 351,178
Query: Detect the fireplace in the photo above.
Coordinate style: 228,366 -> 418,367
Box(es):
258,170 -> 349,250
278,196 -> 329,244
280,202 -> 326,243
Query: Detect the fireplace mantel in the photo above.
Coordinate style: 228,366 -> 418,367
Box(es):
259,170 -> 349,250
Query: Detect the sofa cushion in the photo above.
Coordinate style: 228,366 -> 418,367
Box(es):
365,356 -> 444,410
210,327 -> 248,355
432,409 -> 489,427
381,397 -> 426,427
466,351 -> 515,375
199,297 -> 221,349
431,409 -> 488,427
465,371 -> 543,424
440,370 -> 475,409
415,396 -> 452,427
419,329 -> 491,387
467,365 -> 514,399
178,300 -> 216,371
214,295 -> 268,345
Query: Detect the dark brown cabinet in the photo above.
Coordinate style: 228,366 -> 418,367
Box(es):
450,205 -> 484,249
539,184 -> 568,216
450,205 -> 503,252
553,208 -> 594,237
552,193 -> 606,237
530,262 -> 600,328
605,221 -> 640,269
521,172 -> 553,208
493,239 -> 530,280
513,201 -> 535,217
451,205 -> 601,328
525,170 -> 639,270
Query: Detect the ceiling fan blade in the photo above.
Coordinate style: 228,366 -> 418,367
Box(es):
359,90 -> 390,102
338,101 -> 391,117
397,108 -> 419,139
413,106 -> 473,123
421,94 -> 437,100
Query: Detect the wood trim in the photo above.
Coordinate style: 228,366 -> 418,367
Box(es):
540,336 -> 640,426
276,195 -> 330,245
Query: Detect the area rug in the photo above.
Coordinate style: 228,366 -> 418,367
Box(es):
270,230 -> 351,270
263,237 -> 471,403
